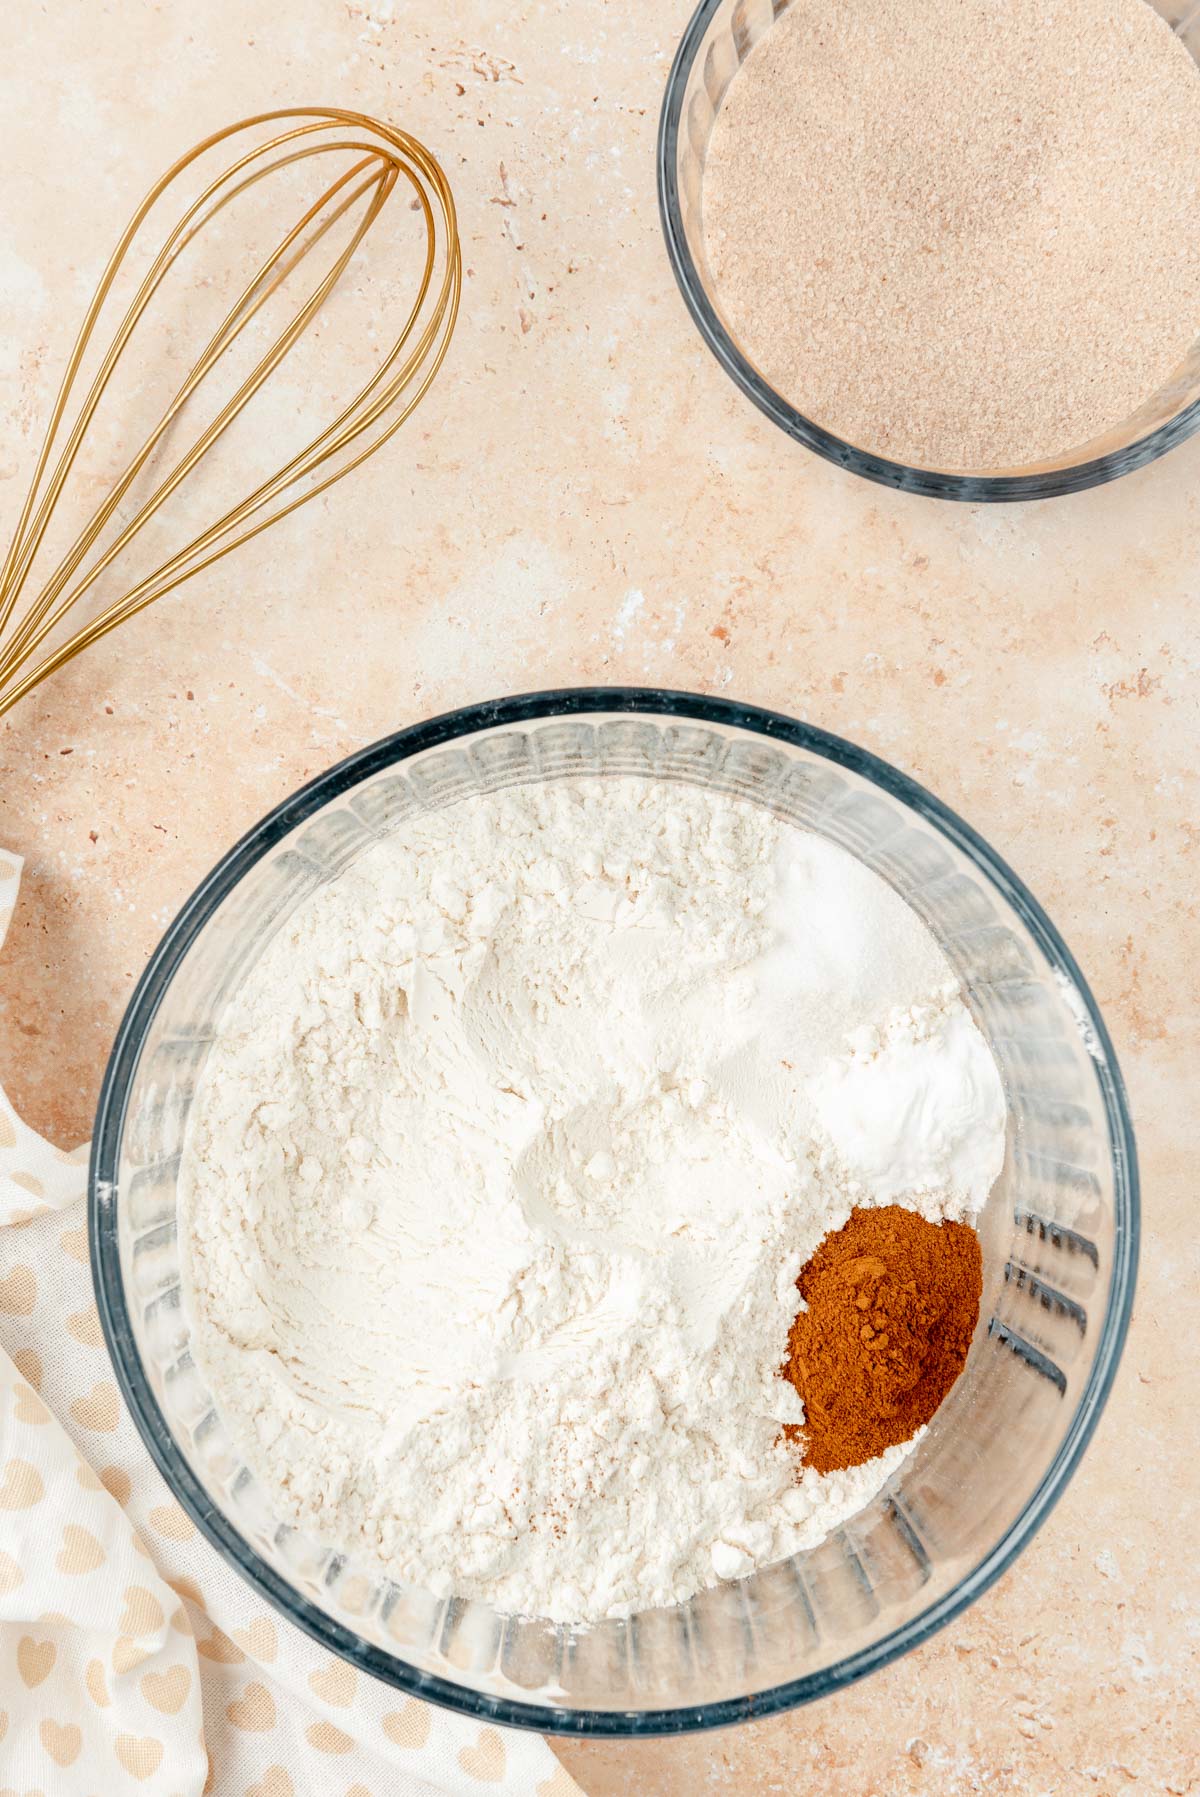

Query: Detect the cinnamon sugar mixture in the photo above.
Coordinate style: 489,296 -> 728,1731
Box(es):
703,0 -> 1200,469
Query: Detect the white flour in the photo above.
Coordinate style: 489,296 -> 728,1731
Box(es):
179,778 -> 1005,1622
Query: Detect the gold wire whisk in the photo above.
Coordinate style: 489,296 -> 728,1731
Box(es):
0,107 -> 460,720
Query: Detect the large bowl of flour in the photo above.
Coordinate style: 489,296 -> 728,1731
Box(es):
90,689 -> 1137,1733
659,0 -> 1200,499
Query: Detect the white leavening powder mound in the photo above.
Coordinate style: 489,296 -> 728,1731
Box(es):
813,1006 -> 1008,1218
179,778 -> 1006,1622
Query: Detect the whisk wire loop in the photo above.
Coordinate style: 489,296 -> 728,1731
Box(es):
0,108 -> 460,718
1,154 -> 394,676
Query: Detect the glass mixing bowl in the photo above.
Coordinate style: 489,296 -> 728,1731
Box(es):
91,690 -> 1137,1734
659,0 -> 1200,500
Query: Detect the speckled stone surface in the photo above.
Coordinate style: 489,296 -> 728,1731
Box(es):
0,1 -> 1195,1790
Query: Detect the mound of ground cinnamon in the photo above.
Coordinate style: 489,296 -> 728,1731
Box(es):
784,1206 -> 982,1474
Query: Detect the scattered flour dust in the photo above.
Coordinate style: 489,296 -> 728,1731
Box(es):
180,778 -> 1005,1623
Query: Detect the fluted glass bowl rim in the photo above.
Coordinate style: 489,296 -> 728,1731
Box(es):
657,0 -> 1200,502
90,687 -> 1139,1735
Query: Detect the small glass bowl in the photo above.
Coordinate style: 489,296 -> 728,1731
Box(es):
91,690 -> 1137,1734
658,0 -> 1200,501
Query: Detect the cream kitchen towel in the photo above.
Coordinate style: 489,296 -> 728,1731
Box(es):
0,847 -> 580,1797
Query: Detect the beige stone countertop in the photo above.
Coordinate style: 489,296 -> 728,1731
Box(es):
0,0 -> 1195,1790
